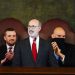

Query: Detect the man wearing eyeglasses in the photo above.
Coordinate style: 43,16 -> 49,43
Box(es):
12,19 -> 58,67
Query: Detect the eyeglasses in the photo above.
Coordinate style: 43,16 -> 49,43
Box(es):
28,25 -> 40,28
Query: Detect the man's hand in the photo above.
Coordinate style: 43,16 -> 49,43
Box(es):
0,52 -> 14,65
1,58 -> 7,64
51,41 -> 65,61
51,42 -> 61,55
5,52 -> 14,60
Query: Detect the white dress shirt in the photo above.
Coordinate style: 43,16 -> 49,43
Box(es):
29,36 -> 39,53
6,44 -> 15,52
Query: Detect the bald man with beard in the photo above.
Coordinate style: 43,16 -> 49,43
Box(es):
12,19 -> 58,67
50,27 -> 75,67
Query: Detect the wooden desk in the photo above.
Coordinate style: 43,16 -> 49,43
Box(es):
0,67 -> 75,74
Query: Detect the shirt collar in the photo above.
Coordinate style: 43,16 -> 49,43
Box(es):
29,35 -> 39,42
6,44 -> 15,50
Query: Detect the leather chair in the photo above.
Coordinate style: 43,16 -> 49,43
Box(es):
0,18 -> 28,46
40,18 -> 75,44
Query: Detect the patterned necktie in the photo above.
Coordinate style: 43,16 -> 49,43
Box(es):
32,38 -> 37,62
9,46 -> 12,52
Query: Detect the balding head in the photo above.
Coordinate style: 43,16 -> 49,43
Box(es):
28,19 -> 41,38
51,27 -> 66,38
28,19 -> 41,27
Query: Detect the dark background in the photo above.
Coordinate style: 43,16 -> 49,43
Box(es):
0,0 -> 75,31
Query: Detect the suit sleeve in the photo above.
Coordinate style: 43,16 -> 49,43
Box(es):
12,42 -> 22,66
47,40 -> 59,67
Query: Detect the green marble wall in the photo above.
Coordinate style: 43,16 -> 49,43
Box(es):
0,0 -> 75,30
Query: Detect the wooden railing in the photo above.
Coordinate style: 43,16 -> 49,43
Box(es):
0,67 -> 75,74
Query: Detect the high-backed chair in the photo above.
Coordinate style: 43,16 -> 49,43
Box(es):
40,18 -> 75,44
0,18 -> 28,46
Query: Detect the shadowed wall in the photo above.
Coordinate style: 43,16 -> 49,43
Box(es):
40,19 -> 75,44
0,0 -> 75,31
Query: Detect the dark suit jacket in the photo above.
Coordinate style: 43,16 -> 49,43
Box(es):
48,38 -> 75,67
62,43 -> 75,67
0,44 -> 17,66
53,42 -> 75,67
0,45 -> 11,66
12,37 -> 58,67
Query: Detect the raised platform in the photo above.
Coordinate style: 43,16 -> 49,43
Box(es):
0,67 -> 75,74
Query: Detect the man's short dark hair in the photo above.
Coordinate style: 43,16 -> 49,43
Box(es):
3,28 -> 16,36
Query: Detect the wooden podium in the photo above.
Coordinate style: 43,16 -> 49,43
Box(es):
0,67 -> 75,74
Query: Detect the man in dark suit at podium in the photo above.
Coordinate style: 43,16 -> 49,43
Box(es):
51,27 -> 75,67
13,19 -> 58,67
0,28 -> 17,66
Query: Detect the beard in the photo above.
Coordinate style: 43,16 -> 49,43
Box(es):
28,29 -> 38,38
7,40 -> 16,46
7,42 -> 15,46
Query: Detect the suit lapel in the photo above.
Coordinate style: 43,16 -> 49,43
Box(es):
36,38 -> 43,62
1,45 -> 7,53
27,38 -> 35,63
0,45 -> 7,59
26,38 -> 44,63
